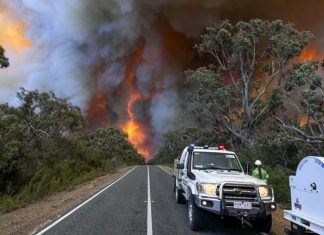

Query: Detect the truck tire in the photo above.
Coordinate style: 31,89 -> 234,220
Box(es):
252,214 -> 272,233
187,195 -> 205,231
175,186 -> 185,203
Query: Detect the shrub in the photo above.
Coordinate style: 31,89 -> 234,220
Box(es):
269,166 -> 291,206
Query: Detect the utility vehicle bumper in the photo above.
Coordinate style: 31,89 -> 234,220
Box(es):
194,195 -> 276,218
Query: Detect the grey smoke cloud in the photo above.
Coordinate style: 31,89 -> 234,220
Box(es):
1,0 -> 324,154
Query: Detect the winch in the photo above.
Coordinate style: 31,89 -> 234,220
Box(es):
284,156 -> 324,235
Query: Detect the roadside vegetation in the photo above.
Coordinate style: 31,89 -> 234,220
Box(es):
0,55 -> 144,212
1,18 -> 323,211
151,19 -> 324,205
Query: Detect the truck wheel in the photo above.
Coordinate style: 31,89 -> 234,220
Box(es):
175,186 -> 185,203
252,214 -> 272,233
187,195 -> 204,231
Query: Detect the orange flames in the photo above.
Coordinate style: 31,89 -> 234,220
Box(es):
122,90 -> 150,159
120,18 -> 194,160
299,116 -> 309,127
299,48 -> 316,62
85,17 -> 195,161
0,8 -> 31,51
121,41 -> 151,160
299,44 -> 323,62
297,45 -> 323,127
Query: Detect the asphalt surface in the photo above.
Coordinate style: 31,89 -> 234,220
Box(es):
39,165 -> 261,235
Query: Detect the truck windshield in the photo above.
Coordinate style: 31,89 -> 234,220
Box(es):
193,152 -> 242,172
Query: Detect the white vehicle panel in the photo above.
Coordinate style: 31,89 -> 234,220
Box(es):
193,170 -> 266,185
289,156 -> 324,224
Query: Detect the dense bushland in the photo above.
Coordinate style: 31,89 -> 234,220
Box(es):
0,89 -> 144,212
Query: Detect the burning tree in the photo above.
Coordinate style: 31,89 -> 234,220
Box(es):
277,60 -> 324,148
186,19 -> 314,147
0,45 -> 9,69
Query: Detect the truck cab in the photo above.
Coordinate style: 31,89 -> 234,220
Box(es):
173,144 -> 277,232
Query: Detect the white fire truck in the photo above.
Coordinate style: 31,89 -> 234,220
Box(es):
173,144 -> 277,232
284,156 -> 324,235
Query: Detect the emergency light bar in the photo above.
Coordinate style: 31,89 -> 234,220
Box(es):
218,144 -> 225,150
187,143 -> 226,152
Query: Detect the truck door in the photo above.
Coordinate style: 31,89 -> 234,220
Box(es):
181,152 -> 189,193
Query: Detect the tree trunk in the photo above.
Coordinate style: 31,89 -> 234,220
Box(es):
247,127 -> 256,147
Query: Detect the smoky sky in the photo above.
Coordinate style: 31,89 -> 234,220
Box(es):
1,0 -> 324,153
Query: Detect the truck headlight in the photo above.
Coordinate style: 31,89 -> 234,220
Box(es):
258,186 -> 273,200
197,183 -> 218,196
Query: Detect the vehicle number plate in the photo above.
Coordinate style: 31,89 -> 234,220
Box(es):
233,201 -> 252,209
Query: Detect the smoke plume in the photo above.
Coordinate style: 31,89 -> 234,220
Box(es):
1,0 -> 324,159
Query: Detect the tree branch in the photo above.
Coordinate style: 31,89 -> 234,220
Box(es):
221,116 -> 252,145
276,117 -> 324,142
249,70 -> 279,112
252,104 -> 269,126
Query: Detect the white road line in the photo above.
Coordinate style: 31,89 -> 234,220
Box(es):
147,165 -> 153,235
36,166 -> 138,235
157,165 -> 172,175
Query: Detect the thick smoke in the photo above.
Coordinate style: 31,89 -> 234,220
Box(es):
1,0 -> 324,157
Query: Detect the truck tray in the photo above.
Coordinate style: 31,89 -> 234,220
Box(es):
284,210 -> 324,234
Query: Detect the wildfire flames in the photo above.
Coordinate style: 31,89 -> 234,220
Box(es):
86,17 -> 193,161
121,42 -> 151,159
299,116 -> 309,127
2,0 -> 324,162
0,9 -> 30,51
299,45 -> 321,62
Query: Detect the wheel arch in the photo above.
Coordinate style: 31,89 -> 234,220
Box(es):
186,182 -> 197,200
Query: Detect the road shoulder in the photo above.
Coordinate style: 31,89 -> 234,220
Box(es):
0,166 -> 135,235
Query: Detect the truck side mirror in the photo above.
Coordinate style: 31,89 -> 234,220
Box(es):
177,163 -> 184,169
187,171 -> 196,180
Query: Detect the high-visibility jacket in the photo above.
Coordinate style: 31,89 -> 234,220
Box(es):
252,167 -> 269,183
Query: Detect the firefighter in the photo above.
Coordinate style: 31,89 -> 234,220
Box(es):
252,160 -> 269,183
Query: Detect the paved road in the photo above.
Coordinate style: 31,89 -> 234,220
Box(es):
37,165 -> 261,235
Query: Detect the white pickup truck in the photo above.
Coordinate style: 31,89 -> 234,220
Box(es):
173,144 -> 277,232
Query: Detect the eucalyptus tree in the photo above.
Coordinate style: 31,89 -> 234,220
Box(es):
278,60 -> 324,150
186,19 -> 314,147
